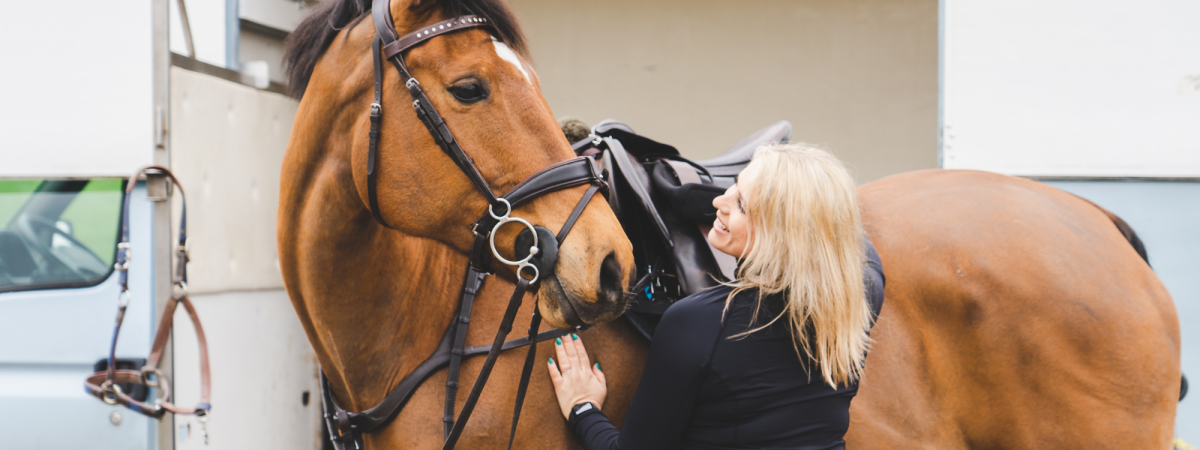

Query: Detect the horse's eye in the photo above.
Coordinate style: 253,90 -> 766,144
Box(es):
448,82 -> 487,104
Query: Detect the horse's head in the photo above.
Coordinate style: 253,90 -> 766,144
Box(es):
286,0 -> 632,327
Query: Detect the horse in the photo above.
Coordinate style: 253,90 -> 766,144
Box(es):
278,0 -> 646,447
279,0 -> 1181,448
849,169 -> 1180,448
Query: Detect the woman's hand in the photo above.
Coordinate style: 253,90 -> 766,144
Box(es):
547,332 -> 607,419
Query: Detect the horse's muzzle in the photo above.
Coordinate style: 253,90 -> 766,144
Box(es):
516,226 -> 628,326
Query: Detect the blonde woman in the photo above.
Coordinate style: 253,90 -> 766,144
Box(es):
547,144 -> 885,450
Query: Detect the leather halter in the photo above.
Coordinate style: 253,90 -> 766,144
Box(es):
323,3 -> 609,449
83,166 -> 214,442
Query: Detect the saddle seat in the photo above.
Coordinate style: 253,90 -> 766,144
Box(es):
695,120 -> 793,182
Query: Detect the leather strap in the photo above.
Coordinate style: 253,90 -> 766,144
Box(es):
84,166 -> 212,419
383,16 -> 492,61
501,157 -> 605,209
507,309 -> 542,450
603,137 -> 673,247
557,184 -> 601,245
441,276 -> 531,450
320,320 -> 572,436
367,36 -> 388,227
444,266 -> 489,437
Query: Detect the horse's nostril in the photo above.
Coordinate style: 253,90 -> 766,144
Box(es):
599,252 -> 623,304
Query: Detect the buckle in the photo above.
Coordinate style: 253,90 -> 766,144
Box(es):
100,381 -> 123,405
140,366 -> 163,388
172,281 -> 189,299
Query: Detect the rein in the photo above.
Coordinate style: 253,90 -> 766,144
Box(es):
83,166 -> 214,444
321,2 -> 609,449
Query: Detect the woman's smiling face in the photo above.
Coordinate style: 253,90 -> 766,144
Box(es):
709,166 -> 756,258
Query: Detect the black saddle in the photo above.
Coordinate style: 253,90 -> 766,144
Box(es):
572,120 -> 791,338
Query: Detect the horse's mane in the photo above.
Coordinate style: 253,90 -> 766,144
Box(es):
284,0 -> 528,99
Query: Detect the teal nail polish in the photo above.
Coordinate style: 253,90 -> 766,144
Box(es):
595,363 -> 601,370
572,333 -> 579,340
549,357 -> 554,365
555,337 -> 562,345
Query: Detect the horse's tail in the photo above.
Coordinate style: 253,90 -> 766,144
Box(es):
1071,194 -> 1188,402
1071,194 -> 1150,265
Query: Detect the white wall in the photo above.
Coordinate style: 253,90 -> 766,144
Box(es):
172,290 -> 323,449
0,1 -> 154,177
170,0 -> 228,67
168,66 -> 320,448
942,0 -> 1200,177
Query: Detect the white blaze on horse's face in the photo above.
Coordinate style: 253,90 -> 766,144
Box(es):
491,38 -> 532,85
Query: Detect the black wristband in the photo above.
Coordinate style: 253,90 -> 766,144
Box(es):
568,401 -> 597,421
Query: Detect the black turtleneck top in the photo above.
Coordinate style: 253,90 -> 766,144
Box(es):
568,242 -> 885,450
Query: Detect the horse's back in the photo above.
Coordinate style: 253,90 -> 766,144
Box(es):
849,169 -> 1179,448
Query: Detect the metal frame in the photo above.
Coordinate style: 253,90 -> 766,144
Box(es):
936,0 -> 945,170
171,53 -> 290,95
225,0 -> 241,70
152,0 -> 175,447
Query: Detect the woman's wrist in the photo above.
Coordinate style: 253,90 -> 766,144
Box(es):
561,397 -> 602,419
570,401 -> 600,417
567,401 -> 605,429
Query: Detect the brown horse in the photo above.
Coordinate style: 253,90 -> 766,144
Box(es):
849,170 -> 1180,448
279,0 -> 1180,448
277,0 -> 644,447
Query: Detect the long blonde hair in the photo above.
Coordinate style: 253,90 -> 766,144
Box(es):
727,143 -> 871,388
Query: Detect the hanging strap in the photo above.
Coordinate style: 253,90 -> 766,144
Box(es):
440,276 -> 532,450
507,309 -> 542,450
444,263 -> 489,437
83,165 -> 212,421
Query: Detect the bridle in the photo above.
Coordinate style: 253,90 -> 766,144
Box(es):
83,166 -> 214,444
320,2 -> 610,449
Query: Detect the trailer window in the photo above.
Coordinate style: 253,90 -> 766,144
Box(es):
0,179 -> 125,293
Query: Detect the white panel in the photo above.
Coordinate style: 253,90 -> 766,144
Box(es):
241,0 -> 317,33
171,0 -> 227,67
0,185 -> 158,448
0,185 -> 156,363
943,0 -> 1200,177
0,2 -> 153,177
172,290 -> 323,449
169,67 -> 296,293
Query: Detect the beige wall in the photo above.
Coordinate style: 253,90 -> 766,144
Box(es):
508,0 -> 938,184
169,66 -> 323,449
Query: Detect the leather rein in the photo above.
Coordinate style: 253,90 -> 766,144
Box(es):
83,166 -> 214,443
322,2 -> 609,449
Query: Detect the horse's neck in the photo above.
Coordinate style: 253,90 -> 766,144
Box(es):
287,160 -> 477,411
